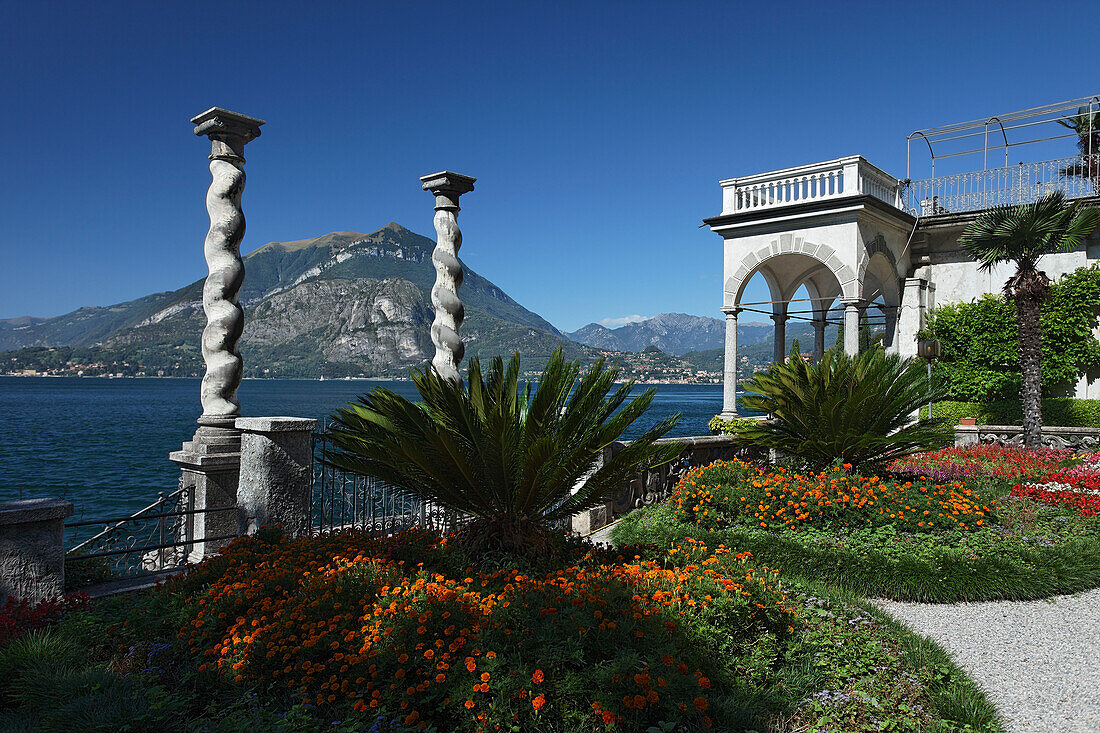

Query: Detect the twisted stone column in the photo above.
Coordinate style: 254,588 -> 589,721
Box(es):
420,171 -> 476,383
190,108 -> 264,430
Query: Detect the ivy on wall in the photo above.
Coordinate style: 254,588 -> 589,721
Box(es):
924,265 -> 1100,401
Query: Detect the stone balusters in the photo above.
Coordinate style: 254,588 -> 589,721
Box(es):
420,171 -> 476,383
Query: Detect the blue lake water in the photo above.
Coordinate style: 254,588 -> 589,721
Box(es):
0,376 -> 723,520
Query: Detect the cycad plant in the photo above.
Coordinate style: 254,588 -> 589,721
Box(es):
736,347 -> 951,471
326,349 -> 682,558
958,191 -> 1099,448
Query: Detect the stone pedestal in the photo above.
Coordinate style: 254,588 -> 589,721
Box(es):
170,428 -> 241,562
0,499 -> 74,603
236,417 -> 317,538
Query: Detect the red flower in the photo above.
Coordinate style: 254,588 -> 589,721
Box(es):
532,695 -> 546,710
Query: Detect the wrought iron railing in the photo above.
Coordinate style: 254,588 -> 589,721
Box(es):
64,480 -> 237,584
904,154 -> 1100,216
311,432 -> 461,535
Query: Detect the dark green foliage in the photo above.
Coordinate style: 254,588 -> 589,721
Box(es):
922,398 -> 1100,428
926,265 -> 1100,401
736,348 -> 952,470
326,348 -> 683,556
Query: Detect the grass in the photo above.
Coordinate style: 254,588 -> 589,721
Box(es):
0,528 -> 1003,733
612,503 -> 1100,603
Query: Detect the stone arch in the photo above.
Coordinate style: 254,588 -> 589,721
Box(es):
723,233 -> 858,308
857,233 -> 900,284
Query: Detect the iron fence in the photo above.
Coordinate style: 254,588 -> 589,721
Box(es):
310,432 -> 462,535
64,479 -> 237,583
904,154 -> 1100,216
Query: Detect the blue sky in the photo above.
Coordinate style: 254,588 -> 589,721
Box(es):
2,0 -> 1098,331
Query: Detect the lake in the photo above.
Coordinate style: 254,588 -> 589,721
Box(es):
0,376 -> 724,520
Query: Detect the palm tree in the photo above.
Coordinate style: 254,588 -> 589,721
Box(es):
325,349 -> 683,558
1058,105 -> 1100,193
958,191 -> 1100,448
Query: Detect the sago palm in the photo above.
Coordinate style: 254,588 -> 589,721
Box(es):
325,348 -> 683,557
958,191 -> 1099,448
736,347 -> 951,471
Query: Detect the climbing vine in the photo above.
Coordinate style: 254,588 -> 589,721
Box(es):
924,265 -> 1100,401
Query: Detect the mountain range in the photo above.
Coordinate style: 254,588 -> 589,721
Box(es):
567,313 -> 778,356
0,224 -> 592,377
1,224 -> 839,378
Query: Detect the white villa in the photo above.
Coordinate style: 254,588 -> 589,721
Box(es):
706,96 -> 1100,417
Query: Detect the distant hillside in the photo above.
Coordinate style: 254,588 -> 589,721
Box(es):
1,223 -> 591,378
568,313 -> 774,355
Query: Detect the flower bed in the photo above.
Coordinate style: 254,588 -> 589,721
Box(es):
1009,452 -> 1100,516
887,444 -> 1073,483
672,459 -> 993,532
174,528 -> 796,731
616,449 -> 1100,602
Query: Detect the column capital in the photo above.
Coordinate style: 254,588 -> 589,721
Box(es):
191,107 -> 264,163
421,171 -> 476,211
770,312 -> 790,323
720,306 -> 743,317
839,297 -> 864,308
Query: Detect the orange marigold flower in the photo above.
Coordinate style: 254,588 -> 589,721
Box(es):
464,699 -> 475,709
694,696 -> 708,712
532,695 -> 546,710
532,669 -> 544,684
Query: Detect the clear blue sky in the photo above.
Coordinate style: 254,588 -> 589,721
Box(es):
2,0 -> 1098,331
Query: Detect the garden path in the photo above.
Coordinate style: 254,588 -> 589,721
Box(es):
875,589 -> 1100,733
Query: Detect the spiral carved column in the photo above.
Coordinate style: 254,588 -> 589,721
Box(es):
190,107 -> 264,431
420,171 -> 476,383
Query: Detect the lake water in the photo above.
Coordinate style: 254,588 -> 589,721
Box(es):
0,376 -> 724,520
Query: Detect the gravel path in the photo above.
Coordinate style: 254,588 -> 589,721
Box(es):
874,589 -> 1100,733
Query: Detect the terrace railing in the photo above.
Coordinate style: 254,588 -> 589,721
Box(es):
904,155 -> 1100,216
719,156 -> 904,215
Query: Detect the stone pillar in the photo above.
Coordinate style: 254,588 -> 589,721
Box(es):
720,306 -> 742,417
171,107 -> 264,562
813,318 -> 826,361
897,278 -> 927,358
420,171 -> 476,383
882,304 -> 900,353
771,310 -> 788,364
0,499 -> 73,603
236,417 -> 317,537
842,298 -> 862,356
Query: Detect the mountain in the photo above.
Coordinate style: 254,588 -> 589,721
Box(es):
1,223 -> 590,377
568,312 -> 775,356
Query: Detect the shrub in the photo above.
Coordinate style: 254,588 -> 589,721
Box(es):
921,398 -> 1100,428
669,460 -> 994,533
736,348 -> 952,470
326,349 -> 683,559
0,594 -> 89,646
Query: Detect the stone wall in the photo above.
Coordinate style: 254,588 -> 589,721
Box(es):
954,424 -> 1100,452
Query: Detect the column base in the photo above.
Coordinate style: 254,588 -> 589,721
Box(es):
170,425 -> 242,563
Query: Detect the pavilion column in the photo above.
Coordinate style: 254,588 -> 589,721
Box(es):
841,298 -> 862,356
420,171 -> 476,383
813,318 -> 826,360
171,107 -> 264,561
772,309 -> 788,364
720,306 -> 742,417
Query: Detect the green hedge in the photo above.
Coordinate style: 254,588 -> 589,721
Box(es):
920,398 -> 1100,427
